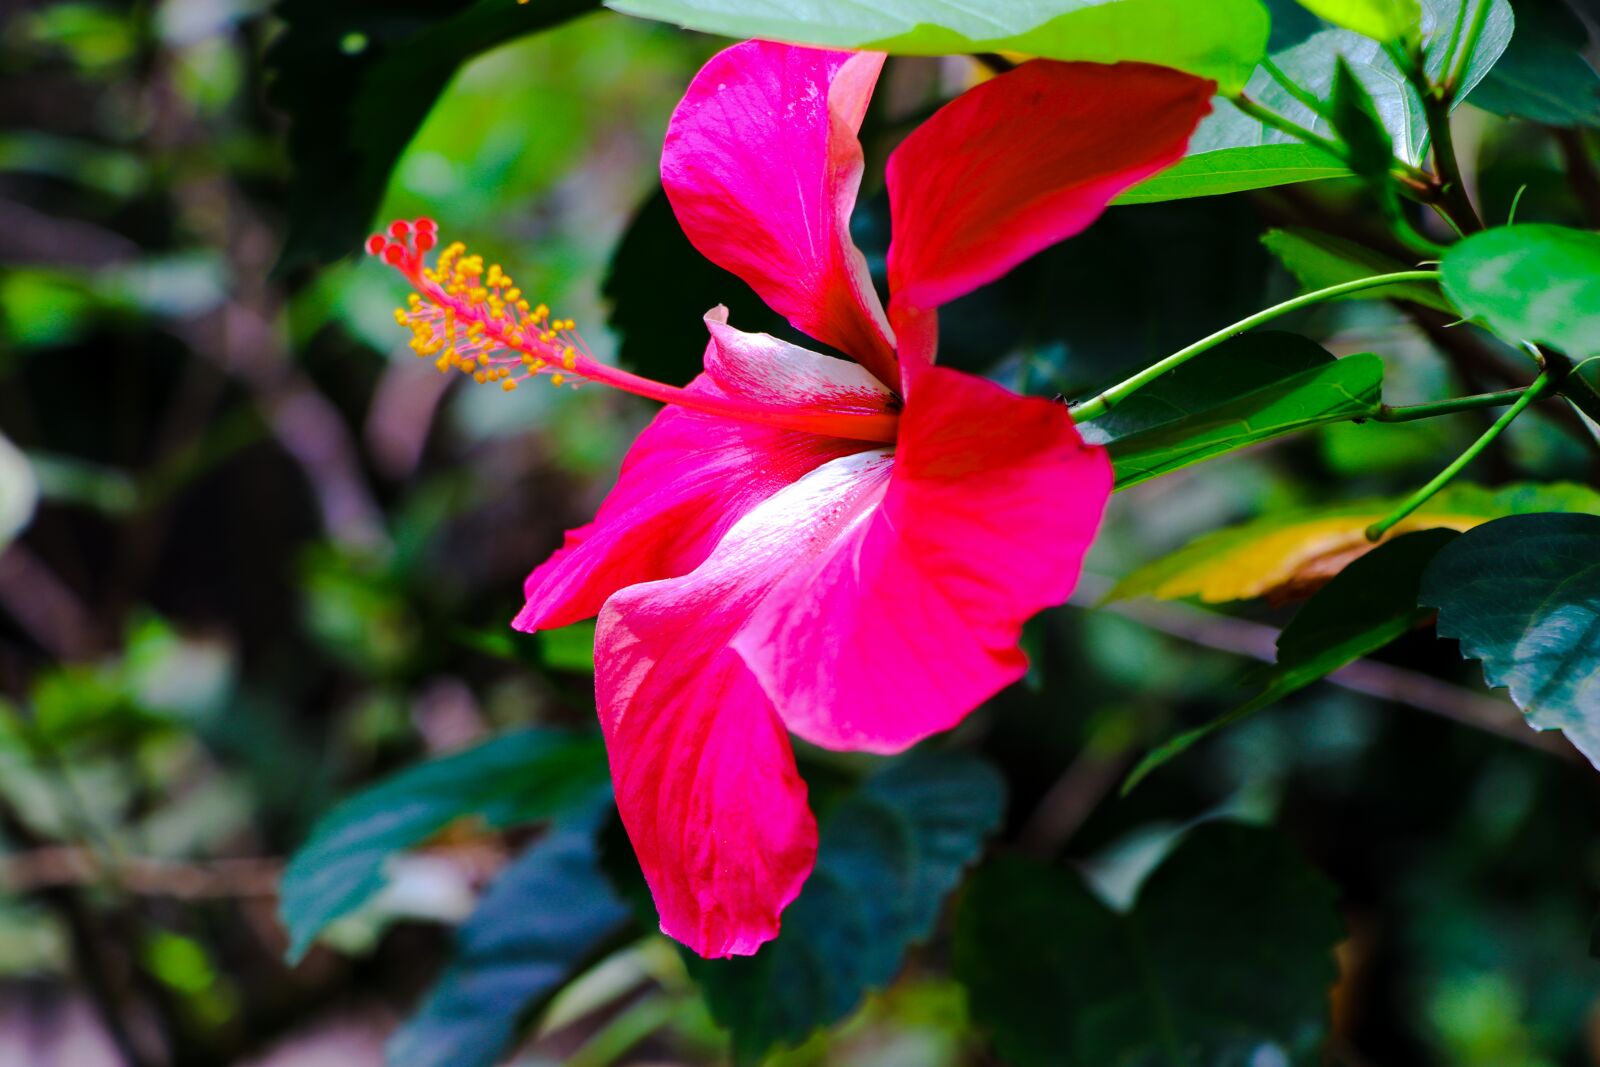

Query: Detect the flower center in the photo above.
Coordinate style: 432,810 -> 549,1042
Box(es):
369,219 -> 899,445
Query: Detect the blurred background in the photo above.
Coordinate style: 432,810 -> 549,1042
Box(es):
2,0 -> 1599,1064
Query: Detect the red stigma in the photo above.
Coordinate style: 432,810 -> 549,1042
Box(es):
382,244 -> 405,266
388,220 -> 411,238
366,234 -> 386,256
415,217 -> 437,233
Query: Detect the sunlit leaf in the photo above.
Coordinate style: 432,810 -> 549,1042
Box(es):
1122,0 -> 1513,203
386,816 -> 633,1067
1124,530 -> 1456,791
1440,224 -> 1600,359
1078,334 -> 1384,489
1296,0 -> 1421,41
1422,513 -> 1600,766
279,729 -> 610,962
955,823 -> 1342,1067
605,0 -> 1270,93
691,752 -> 1004,1066
1262,227 -> 1454,311
1111,482 -> 1600,604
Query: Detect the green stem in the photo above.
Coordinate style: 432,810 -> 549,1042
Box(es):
1069,271 -> 1442,422
1261,56 -> 1329,118
1445,0 -> 1494,97
1365,372 -> 1553,541
1372,386 -> 1528,422
1229,93 -> 1345,160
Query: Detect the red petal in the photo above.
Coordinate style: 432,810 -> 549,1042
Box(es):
662,41 -> 898,386
595,450 -> 896,956
733,360 -> 1112,753
885,61 -> 1213,325
515,317 -> 889,632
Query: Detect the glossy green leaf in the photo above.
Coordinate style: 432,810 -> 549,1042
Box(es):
955,823 -> 1342,1067
0,433 -> 37,554
1125,529 -> 1457,791
1111,481 -> 1600,604
1296,0 -> 1421,40
279,729 -> 610,962
386,817 -> 633,1067
266,0 -> 598,268
1263,227 -> 1454,311
1441,224 -> 1600,359
692,753 -> 1004,1066
1421,513 -> 1600,766
1080,336 -> 1383,489
1469,0 -> 1600,128
1329,56 -> 1397,186
1122,0 -> 1513,203
605,0 -> 1269,93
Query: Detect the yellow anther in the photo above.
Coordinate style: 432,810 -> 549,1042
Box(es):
393,308 -> 409,325
504,288 -> 521,302
550,373 -> 565,386
502,377 -> 519,390
562,347 -> 576,370
474,371 -> 487,384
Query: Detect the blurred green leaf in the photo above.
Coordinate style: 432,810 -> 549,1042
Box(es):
1441,224 -> 1600,358
266,0 -> 599,268
691,752 -> 1004,1066
1122,0 -> 1513,202
605,0 -> 1269,93
0,433 -> 37,554
1421,513 -> 1600,765
1263,227 -> 1454,311
1125,529 -> 1458,791
955,822 -> 1342,1067
386,815 -> 632,1067
1079,336 -> 1383,490
1469,0 -> 1600,128
279,728 -> 610,961
1112,481 -> 1600,603
1296,0 -> 1421,40
604,187 -> 784,386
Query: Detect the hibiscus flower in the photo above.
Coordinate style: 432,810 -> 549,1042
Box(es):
371,41 -> 1212,957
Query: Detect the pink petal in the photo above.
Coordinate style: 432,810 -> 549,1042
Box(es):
662,41 -> 898,387
733,360 -> 1113,754
596,449 -> 896,957
885,61 -> 1214,332
515,317 -> 890,632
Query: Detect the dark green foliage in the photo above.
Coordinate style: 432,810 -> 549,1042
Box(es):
279,729 -> 609,960
1423,513 -> 1600,757
955,823 -> 1344,1067
267,0 -> 600,268
690,753 -> 1005,1064
385,817 -> 634,1067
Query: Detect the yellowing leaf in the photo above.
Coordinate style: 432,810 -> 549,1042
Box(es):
1111,483 -> 1600,604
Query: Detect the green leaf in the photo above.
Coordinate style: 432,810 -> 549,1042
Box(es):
1263,227 -> 1454,311
1079,335 -> 1383,489
604,0 -> 1270,94
955,822 -> 1343,1067
691,752 -> 1004,1065
266,0 -> 598,268
1469,0 -> 1600,128
1440,224 -> 1600,359
1329,56 -> 1397,185
1122,0 -> 1513,203
0,433 -> 37,554
1421,513 -> 1600,764
386,817 -> 633,1067
1111,481 -> 1600,604
1125,529 -> 1458,791
603,187 -> 786,386
1296,0 -> 1422,40
279,729 -> 610,962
